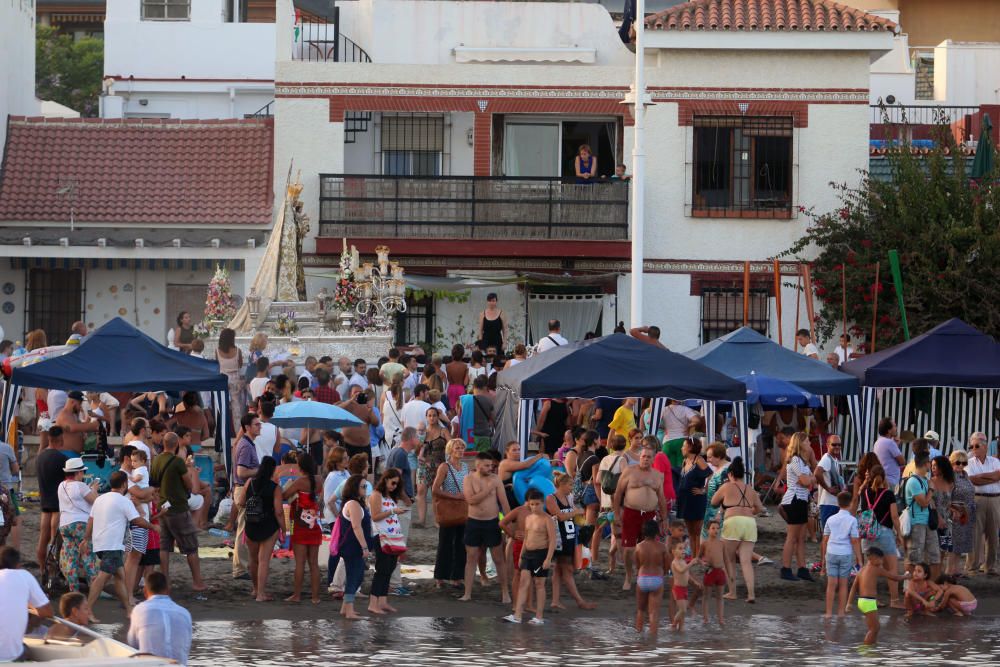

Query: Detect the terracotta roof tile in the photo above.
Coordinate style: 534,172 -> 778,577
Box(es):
646,0 -> 897,32
0,118 -> 273,225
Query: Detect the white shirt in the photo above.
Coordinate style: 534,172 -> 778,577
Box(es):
835,346 -> 855,365
598,452 -> 626,508
781,456 -> 811,504
401,399 -> 432,430
348,373 -> 369,392
334,371 -> 351,401
402,371 -> 419,397
248,377 -> 269,402
90,490 -> 140,552
816,453 -> 843,507
127,465 -> 151,519
823,508 -> 859,557
663,404 -> 697,441
58,480 -> 93,526
801,343 -> 819,359
536,332 -> 568,353
128,595 -> 192,666
129,439 -> 152,460
323,469 -> 350,522
0,569 -> 49,662
967,455 -> 1000,495
254,422 -> 279,462
47,389 -> 68,419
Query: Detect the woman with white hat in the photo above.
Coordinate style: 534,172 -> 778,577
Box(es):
57,458 -> 100,593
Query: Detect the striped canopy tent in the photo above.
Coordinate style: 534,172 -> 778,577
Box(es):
842,319 -> 1000,456
684,327 -> 863,459
0,318 -> 235,473
493,333 -> 749,466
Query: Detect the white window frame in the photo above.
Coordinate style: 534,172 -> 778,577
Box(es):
501,115 -> 619,178
141,0 -> 191,21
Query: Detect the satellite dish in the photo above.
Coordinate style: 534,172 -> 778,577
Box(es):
885,94 -> 896,105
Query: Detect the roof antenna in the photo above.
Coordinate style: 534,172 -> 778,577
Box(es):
56,181 -> 77,232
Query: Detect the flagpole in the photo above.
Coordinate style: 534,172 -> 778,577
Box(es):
628,0 -> 646,329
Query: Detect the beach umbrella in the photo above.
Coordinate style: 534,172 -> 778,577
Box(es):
737,372 -> 822,408
270,400 -> 363,430
971,113 -> 995,180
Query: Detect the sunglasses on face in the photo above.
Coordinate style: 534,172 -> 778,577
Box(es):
972,444 -> 983,449
955,461 -> 968,466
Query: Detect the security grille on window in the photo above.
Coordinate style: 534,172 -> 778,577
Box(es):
141,0 -> 190,20
693,116 -> 792,213
379,115 -> 446,176
701,287 -> 769,343
26,268 -> 84,344
395,294 -> 434,347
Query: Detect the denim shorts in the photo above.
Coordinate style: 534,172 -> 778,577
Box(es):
862,525 -> 898,558
582,485 -> 599,507
826,552 -> 853,578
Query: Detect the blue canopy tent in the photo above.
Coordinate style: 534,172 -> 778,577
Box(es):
0,318 -> 234,473
494,334 -> 751,467
842,319 -> 1000,454
684,327 -> 863,459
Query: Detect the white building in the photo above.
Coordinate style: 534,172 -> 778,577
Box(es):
1,0 -> 39,149
273,0 -> 894,353
0,117 -> 271,344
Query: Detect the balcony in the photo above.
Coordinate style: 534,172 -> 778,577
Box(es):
292,14 -> 370,63
870,104 -> 982,143
317,174 -> 630,242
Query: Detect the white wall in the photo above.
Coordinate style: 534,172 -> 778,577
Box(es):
0,0 -> 37,149
433,282 -> 525,351
104,0 -> 275,81
335,0 -> 632,66
103,87 -> 273,119
935,41 -> 1000,106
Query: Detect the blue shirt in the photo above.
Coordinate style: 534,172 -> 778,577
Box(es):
385,445 -> 413,499
369,406 -> 385,450
905,474 -> 930,526
127,595 -> 192,666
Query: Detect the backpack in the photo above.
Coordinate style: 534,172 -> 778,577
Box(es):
244,480 -> 265,524
600,455 -> 624,496
858,488 -> 888,541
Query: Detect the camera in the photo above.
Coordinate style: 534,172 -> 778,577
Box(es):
356,393 -> 368,405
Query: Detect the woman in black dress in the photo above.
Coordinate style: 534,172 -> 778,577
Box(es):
239,455 -> 285,602
478,293 -> 507,354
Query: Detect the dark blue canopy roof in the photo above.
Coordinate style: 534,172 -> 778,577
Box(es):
684,327 -> 860,396
497,333 -> 746,401
842,318 -> 1000,389
12,317 -> 227,392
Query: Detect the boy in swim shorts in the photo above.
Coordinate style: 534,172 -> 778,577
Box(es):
670,542 -> 691,632
699,520 -> 727,626
634,520 -> 668,637
499,503 -> 531,613
504,489 -> 555,625
846,546 -> 910,645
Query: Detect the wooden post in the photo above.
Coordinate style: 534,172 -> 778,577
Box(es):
743,261 -> 750,326
773,259 -> 783,346
802,264 -> 816,343
870,262 -> 880,354
794,266 -> 802,352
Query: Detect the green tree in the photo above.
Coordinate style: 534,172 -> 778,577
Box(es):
783,120 -> 1000,350
35,25 -> 103,118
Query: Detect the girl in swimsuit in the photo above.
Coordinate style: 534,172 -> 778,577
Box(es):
497,441 -> 543,510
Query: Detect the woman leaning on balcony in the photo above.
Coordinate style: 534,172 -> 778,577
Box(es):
574,144 -> 598,185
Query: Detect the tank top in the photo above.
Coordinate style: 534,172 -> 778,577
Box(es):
540,401 -> 569,454
554,493 -> 577,546
373,495 -> 402,538
481,312 -> 503,349
217,348 -> 242,383
178,326 -> 194,345
441,462 -> 468,495
339,501 -> 372,557
576,155 -> 594,184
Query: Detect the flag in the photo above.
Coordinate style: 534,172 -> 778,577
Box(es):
619,0 -> 636,44
294,9 -> 301,43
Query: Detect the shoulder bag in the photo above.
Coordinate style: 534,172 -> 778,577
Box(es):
433,465 -> 468,528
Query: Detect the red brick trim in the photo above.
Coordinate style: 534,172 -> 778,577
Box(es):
678,100 -> 809,127
691,207 -> 793,219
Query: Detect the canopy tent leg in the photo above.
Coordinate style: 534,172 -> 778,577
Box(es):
1,381 -> 22,446
702,400 -> 717,443
648,397 -> 666,440
733,400 -> 752,486
518,399 -> 537,459
213,390 -> 233,479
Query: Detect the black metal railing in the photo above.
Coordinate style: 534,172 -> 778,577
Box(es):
870,104 -> 981,127
318,174 -> 629,241
247,101 -> 273,118
293,14 -> 371,63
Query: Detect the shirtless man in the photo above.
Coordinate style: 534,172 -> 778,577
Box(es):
461,451 -> 511,604
55,390 -> 100,453
337,388 -> 379,474
612,447 -> 668,590
504,488 -> 556,625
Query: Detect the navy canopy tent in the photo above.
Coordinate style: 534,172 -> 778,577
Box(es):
1,318 -> 234,471
684,327 -> 863,459
843,319 -> 1000,452
494,333 -> 752,465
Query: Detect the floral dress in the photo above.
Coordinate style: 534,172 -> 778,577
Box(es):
702,464 -> 730,539
418,435 -> 448,487
950,473 -> 976,555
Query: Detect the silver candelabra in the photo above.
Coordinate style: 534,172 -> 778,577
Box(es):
355,245 -> 406,329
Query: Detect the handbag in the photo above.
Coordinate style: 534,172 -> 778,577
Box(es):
433,465 -> 468,528
380,532 -> 407,556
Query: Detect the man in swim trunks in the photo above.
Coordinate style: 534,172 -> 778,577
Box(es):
846,546 -> 910,645
612,446 -> 668,591
634,520 -> 668,637
461,451 -> 511,604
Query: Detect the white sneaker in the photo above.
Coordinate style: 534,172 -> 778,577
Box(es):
756,556 -> 774,566
528,617 -> 545,625
502,614 -> 521,624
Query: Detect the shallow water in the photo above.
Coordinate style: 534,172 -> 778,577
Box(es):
109,614 -> 999,666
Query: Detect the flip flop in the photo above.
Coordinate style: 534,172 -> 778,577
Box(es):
193,593 -> 208,602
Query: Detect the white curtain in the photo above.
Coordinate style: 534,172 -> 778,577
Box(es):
528,294 -> 603,344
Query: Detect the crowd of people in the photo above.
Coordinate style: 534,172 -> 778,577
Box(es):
2,313 -> 999,661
